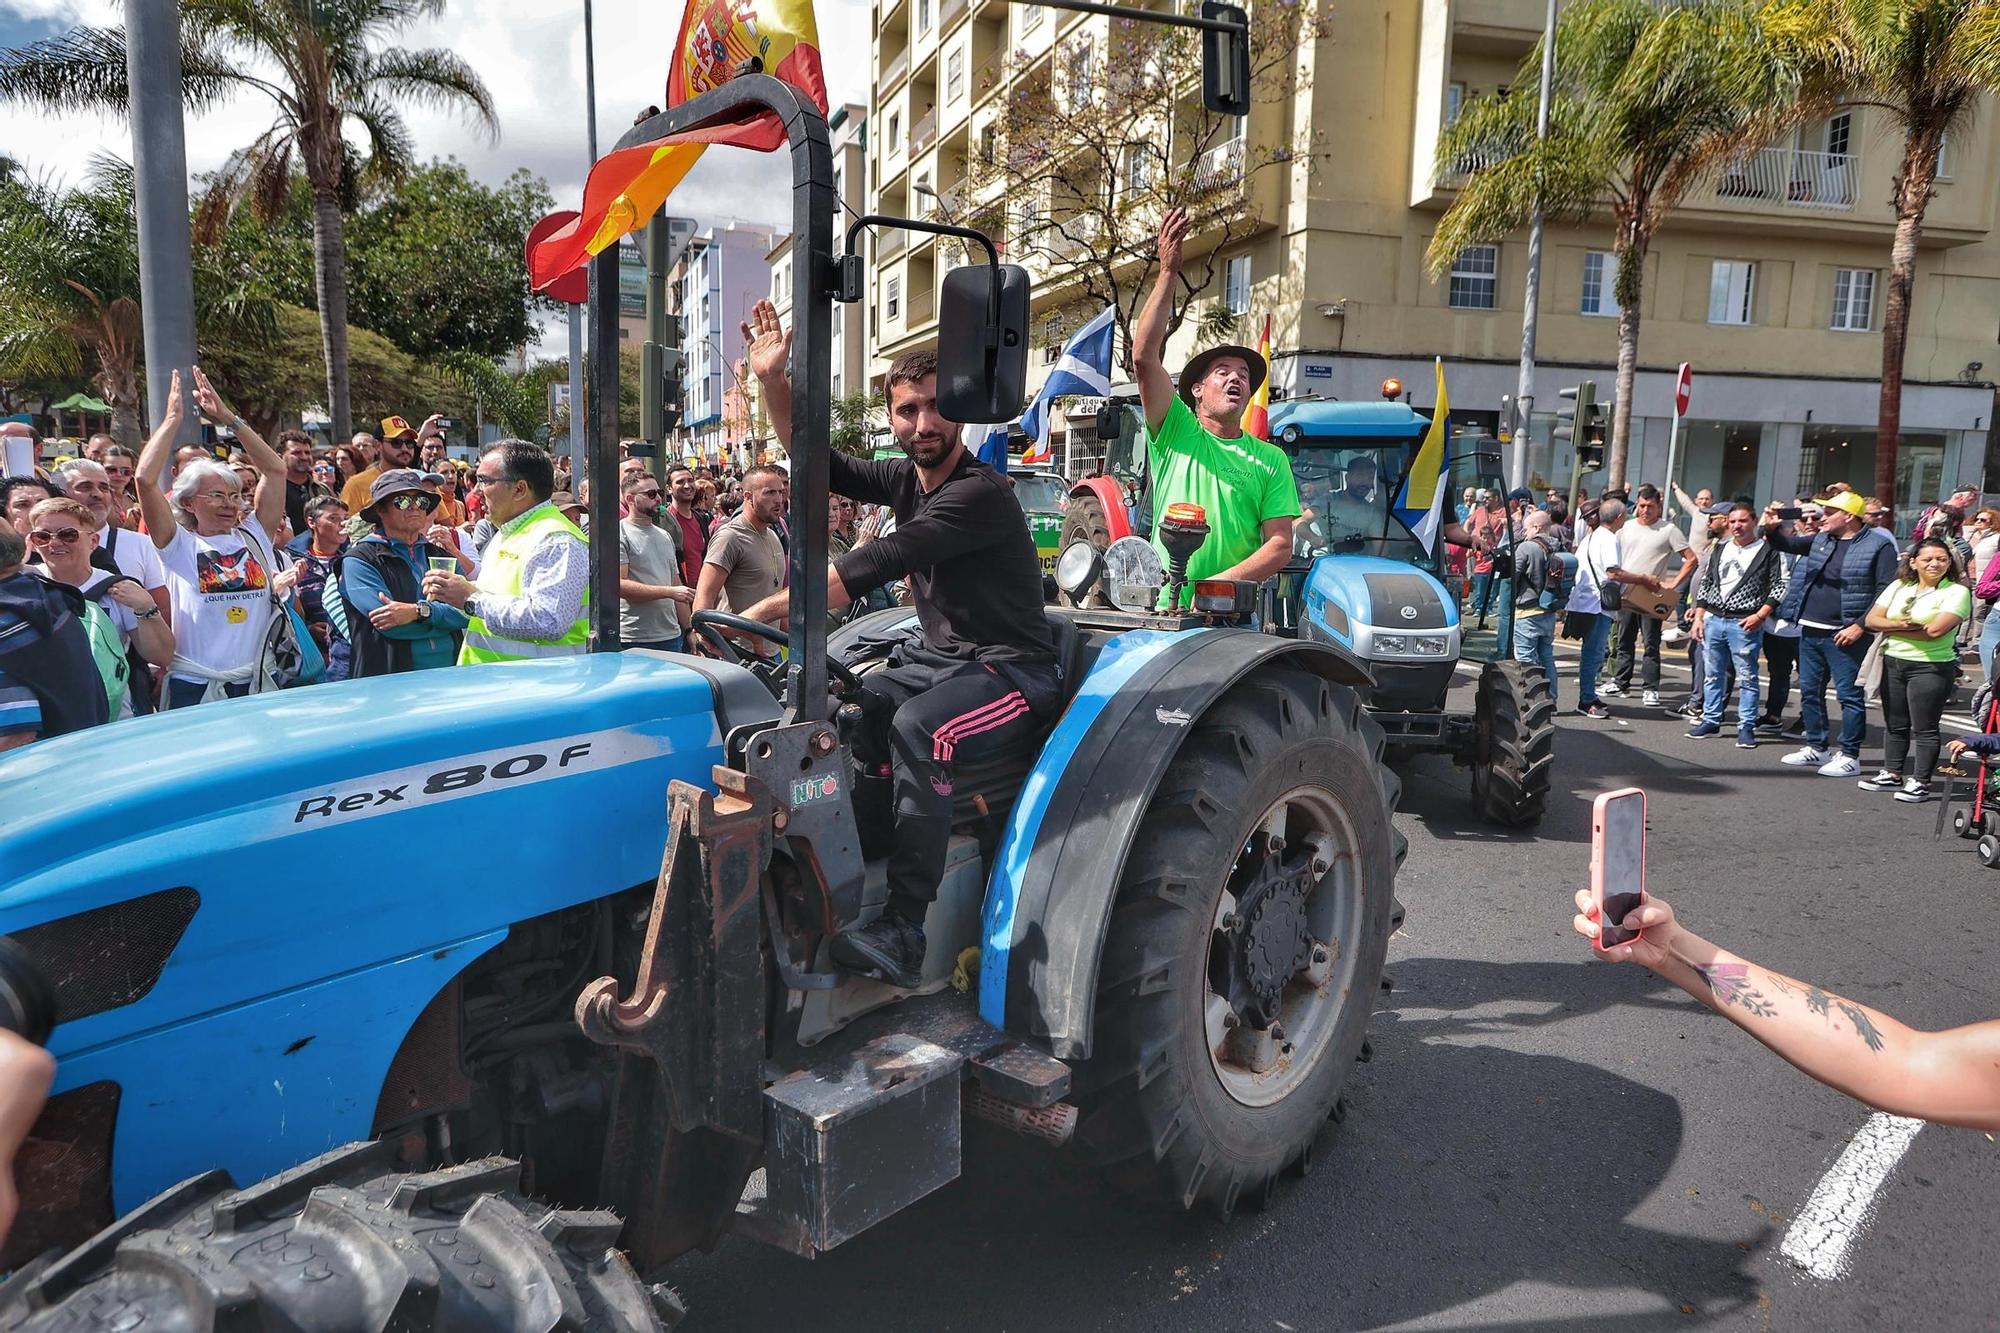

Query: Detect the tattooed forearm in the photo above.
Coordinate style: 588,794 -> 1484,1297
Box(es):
1765,973 -> 1797,997
1837,1001 -> 1887,1053
1805,987 -> 1832,1017
1695,963 -> 1778,1018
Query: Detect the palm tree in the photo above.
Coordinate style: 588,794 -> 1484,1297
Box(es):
1426,0 -> 1799,488
0,156 -> 274,447
0,0 -> 495,442
1759,0 -> 2000,507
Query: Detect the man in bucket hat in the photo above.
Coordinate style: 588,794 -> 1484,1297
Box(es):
1132,207 -> 1300,607
330,468 -> 468,676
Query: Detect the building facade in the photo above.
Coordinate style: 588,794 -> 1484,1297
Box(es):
676,221 -> 777,462
769,103 -> 872,405
863,0 -> 1999,503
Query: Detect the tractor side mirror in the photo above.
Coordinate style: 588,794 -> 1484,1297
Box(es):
1094,400 -> 1124,444
937,261 -> 1030,424
1201,1 -> 1251,117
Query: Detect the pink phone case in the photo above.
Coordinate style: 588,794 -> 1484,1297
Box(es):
1590,787 -> 1648,951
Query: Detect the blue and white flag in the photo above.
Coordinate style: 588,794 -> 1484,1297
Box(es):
967,304 -> 1117,474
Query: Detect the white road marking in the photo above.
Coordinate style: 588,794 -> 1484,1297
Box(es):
1779,1112 -> 1925,1280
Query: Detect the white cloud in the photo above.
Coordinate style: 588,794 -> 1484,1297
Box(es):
0,0 -> 873,227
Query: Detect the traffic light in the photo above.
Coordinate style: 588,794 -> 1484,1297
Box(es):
1201,2 -> 1251,116
1553,379 -> 1597,449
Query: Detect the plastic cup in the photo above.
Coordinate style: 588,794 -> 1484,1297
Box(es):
427,556 -> 458,575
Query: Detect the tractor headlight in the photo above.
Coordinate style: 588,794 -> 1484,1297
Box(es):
1375,634 -> 1409,654
1412,635 -> 1450,655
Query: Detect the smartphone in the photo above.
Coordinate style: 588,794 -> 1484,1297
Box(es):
1775,505 -> 1803,521
1590,788 -> 1647,950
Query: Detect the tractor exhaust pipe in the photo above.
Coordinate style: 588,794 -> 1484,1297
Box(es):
963,1086 -> 1078,1147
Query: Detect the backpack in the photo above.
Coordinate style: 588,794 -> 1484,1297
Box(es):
80,575 -> 155,717
1536,539 -> 1578,611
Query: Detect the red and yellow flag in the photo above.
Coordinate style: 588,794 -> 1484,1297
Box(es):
529,0 -> 826,294
1241,313 -> 1272,441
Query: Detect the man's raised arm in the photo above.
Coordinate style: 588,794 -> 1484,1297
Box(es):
1133,209 -> 1189,434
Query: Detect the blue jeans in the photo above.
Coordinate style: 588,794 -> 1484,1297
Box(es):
1514,610 -> 1557,709
1797,629 -> 1868,758
1701,618 -> 1763,728
1576,611 -> 1613,707
1979,604 -> 2000,682
1468,571 -> 1497,622
1495,586 -> 1515,653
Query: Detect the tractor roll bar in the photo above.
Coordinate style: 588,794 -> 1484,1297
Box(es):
586,75 -> 836,723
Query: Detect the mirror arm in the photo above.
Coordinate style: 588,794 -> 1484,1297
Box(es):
841,213 -> 1003,349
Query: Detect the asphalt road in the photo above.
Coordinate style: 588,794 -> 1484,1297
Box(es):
669,649 -> 2000,1332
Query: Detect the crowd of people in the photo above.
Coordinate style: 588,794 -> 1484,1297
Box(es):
0,367 -> 912,751
1476,475 -> 1990,802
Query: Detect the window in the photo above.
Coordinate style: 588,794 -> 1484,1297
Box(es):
888,112 -> 901,152
1123,143 -> 1151,196
887,275 -> 902,320
1831,267 -> 1875,331
978,125 -> 997,165
1580,250 -> 1619,317
1446,81 -> 1466,125
1015,199 -> 1039,239
832,372 -> 843,398
1024,4 -> 1044,30
1064,41 -> 1092,112
1707,260 -> 1755,325
946,48 -> 964,101
1224,254 -> 1251,316
1448,245 -> 1497,309
916,0 -> 931,33
1936,131 -> 1953,180
1825,110 -> 1852,158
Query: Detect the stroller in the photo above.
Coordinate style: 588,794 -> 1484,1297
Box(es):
1937,679 -> 2000,865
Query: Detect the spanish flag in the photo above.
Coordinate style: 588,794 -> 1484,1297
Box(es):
1393,358 -> 1451,551
529,0 -> 827,294
1240,313 -> 1272,441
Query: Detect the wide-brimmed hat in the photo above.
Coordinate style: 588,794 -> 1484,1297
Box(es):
1178,343 -> 1268,409
361,467 -> 445,522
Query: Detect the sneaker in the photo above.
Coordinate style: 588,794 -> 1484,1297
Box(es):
1578,702 -> 1611,720
1781,745 -> 1828,767
1857,769 -> 1902,791
1780,725 -> 1807,741
1894,778 -> 1932,804
1600,681 -> 1625,697
1662,626 -> 1686,645
829,916 -> 928,989
1686,721 -> 1721,739
1736,729 -> 1759,749
1643,689 -> 1662,707
1816,754 -> 1863,778
1754,716 -> 1785,734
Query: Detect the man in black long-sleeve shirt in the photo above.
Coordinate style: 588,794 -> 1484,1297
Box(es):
740,301 -> 1057,987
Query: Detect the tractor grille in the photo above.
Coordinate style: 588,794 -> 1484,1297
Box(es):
14,887 -> 199,1024
1,1080 -> 119,1272
1362,573 -> 1449,629
372,978 -> 473,1137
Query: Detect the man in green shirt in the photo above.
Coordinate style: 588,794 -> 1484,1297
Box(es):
1134,208 -> 1301,606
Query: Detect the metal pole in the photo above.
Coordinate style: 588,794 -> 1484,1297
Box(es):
125,0 -> 198,445
566,306 -> 585,472
583,0 -> 600,162
1510,0 -> 1558,491
1662,409 -> 1684,519
587,245 -> 622,650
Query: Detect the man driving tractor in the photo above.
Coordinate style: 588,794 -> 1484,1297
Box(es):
738,299 -> 1057,989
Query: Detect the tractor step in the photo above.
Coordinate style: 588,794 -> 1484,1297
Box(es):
775,986 -> 1071,1108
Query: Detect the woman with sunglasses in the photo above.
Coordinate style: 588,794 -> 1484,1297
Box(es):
24,496 -> 173,718
134,368 -> 291,708
327,467 -> 468,676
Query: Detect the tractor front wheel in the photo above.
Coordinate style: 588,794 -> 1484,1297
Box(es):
1076,666 -> 1400,1214
1059,490 -> 1117,606
1470,659 -> 1556,827
0,1141 -> 682,1330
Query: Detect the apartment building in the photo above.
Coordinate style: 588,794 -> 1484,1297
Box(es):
675,221 -> 777,462
864,0 -> 2000,501
617,216 -> 699,346
768,103 -> 872,403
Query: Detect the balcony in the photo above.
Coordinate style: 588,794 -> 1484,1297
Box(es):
972,47 -> 1010,105
878,227 -> 908,261
1192,138 -> 1244,192
1710,147 -> 1857,212
942,0 -> 967,29
882,46 -> 910,90
909,283 -> 936,325
913,107 -> 939,151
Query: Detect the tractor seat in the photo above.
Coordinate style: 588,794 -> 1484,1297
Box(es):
947,611 -> 1084,826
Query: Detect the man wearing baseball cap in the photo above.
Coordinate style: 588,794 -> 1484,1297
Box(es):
1132,207 -> 1299,607
1763,488 -> 1898,777
339,414 -> 436,514
329,468 -> 468,676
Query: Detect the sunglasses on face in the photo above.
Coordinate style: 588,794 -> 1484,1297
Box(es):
105,465 -> 133,477
631,488 -> 662,499
386,493 -> 440,513
27,526 -> 82,547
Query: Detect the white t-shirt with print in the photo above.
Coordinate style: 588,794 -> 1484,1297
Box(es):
100,524 -> 167,593
158,518 -> 276,683
1567,524 -> 1622,615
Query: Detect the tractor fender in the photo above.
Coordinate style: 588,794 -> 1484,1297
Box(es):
978,627 -> 1373,1058
1069,475 -> 1131,542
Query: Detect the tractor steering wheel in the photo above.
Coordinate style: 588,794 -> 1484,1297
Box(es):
687,609 -> 864,693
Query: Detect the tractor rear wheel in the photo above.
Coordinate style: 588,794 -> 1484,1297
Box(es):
1470,659 -> 1556,827
0,1141 -> 682,1331
1076,666 -> 1400,1215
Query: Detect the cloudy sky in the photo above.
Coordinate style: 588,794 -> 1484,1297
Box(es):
0,0 -> 871,277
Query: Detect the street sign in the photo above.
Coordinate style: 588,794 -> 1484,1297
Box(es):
1674,363 -> 1692,418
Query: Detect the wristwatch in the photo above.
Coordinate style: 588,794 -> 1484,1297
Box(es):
417,601 -> 433,621
135,607 -> 161,621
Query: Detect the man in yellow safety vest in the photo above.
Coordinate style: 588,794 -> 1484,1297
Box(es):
421,440 -> 589,663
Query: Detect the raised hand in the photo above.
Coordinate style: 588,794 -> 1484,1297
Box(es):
157,369 -> 186,435
190,366 -> 233,425
1157,206 -> 1190,272
740,299 -> 792,385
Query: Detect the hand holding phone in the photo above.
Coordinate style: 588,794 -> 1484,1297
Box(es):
1775,506 -> 1803,521
1591,788 -> 1647,951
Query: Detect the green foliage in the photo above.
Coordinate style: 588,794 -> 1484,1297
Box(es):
831,390 -> 886,457
222,161 -> 553,361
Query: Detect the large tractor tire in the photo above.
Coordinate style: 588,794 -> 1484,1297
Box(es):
1470,659 -> 1556,827
0,1141 -> 683,1331
1058,489 -> 1119,607
1076,665 -> 1400,1215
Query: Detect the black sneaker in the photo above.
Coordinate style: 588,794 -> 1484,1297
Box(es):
1578,702 -> 1611,720
830,916 -> 927,989
1754,716 -> 1785,734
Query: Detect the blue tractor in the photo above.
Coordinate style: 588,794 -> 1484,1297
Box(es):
0,80 -> 1401,1328
1061,390 -> 1554,827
